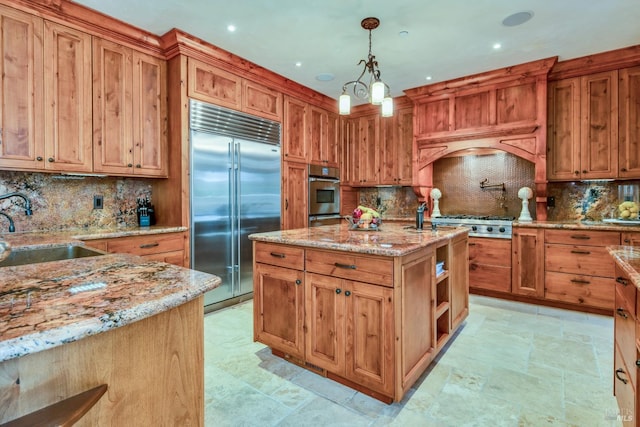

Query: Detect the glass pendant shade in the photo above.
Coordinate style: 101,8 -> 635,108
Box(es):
371,80 -> 385,105
381,96 -> 393,117
339,93 -> 351,115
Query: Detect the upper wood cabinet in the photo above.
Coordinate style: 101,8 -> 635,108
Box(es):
93,38 -> 167,177
282,161 -> 307,230
380,107 -> 413,186
44,21 -> 93,173
308,106 -> 339,167
283,96 -> 307,163
547,71 -> 619,180
187,57 -> 282,122
619,66 -> 640,178
0,5 -> 44,170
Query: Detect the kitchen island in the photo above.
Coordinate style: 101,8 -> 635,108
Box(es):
0,235 -> 220,426
249,222 -> 469,403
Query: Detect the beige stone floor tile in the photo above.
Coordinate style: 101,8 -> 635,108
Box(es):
290,369 -> 357,404
564,401 -> 623,427
277,396 -> 372,427
428,387 -> 521,426
564,370 -> 615,410
517,412 -> 575,426
530,334 -> 600,377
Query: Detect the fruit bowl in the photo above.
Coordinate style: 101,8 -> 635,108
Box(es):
344,215 -> 382,231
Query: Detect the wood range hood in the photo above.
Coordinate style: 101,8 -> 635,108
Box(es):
405,57 -> 558,220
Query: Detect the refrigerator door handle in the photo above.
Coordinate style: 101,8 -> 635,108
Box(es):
234,141 -> 242,294
228,141 -> 237,283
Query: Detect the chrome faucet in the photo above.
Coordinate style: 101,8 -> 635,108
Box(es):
0,192 -> 32,216
0,212 -> 15,232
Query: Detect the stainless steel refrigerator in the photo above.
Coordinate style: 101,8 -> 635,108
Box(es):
189,100 -> 281,312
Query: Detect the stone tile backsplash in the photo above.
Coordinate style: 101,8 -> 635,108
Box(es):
0,171 -> 152,233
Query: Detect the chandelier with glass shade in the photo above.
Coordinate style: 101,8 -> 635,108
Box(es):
339,17 -> 393,117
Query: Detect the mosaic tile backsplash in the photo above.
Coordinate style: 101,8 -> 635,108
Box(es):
0,171 -> 152,233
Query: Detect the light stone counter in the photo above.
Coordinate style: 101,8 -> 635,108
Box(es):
248,222 -> 469,256
514,220 -> 640,232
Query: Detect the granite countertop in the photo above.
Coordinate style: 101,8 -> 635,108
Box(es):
249,222 -> 469,257
512,220 -> 640,232
0,227 -> 219,363
609,246 -> 640,289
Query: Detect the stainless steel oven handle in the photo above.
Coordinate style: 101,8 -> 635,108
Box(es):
309,177 -> 340,183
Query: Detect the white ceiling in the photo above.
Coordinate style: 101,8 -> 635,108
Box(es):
73,0 -> 640,105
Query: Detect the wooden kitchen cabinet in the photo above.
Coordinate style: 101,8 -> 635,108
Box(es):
544,229 -> 619,310
622,232 -> 640,246
511,227 -> 545,298
242,79 -> 282,122
283,96 -> 308,163
0,5 -> 44,170
253,242 -> 305,359
450,234 -> 469,330
282,161 -> 307,230
613,263 -> 637,426
93,38 -> 168,177
380,107 -> 413,186
187,57 -> 242,111
468,237 -> 512,293
85,232 -> 186,266
547,71 -> 619,180
619,66 -> 640,178
43,21 -> 93,173
308,106 -> 339,167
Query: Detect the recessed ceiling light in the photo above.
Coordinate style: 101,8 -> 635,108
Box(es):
295,62 -> 302,68
502,11 -> 534,27
493,43 -> 502,50
425,76 -> 432,81
227,24 -> 236,32
316,73 -> 335,82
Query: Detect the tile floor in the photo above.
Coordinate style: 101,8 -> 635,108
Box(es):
203,295 -> 623,427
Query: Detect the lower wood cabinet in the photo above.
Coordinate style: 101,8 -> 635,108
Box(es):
84,232 -> 186,267
252,233 -> 469,403
468,237 -> 512,293
613,263 -> 638,426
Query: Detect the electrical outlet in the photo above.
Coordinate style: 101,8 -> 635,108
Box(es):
547,196 -> 555,208
93,195 -> 103,209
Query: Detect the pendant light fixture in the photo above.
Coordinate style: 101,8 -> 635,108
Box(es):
339,17 -> 393,117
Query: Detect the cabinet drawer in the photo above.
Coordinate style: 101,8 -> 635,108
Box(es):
106,233 -> 184,256
616,264 -> 636,314
613,344 -> 636,426
545,271 -> 614,310
254,242 -> 304,270
144,250 -> 185,267
615,286 -> 637,389
306,249 -> 393,287
469,264 -> 511,293
469,237 -> 511,267
544,229 -> 620,246
545,244 -> 614,277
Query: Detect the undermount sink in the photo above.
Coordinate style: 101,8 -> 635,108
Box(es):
0,245 -> 105,268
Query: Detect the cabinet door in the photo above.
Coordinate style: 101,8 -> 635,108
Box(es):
512,228 -> 544,297
0,6 -> 44,170
92,37 -> 133,174
547,78 -> 581,181
308,106 -> 328,166
305,272 -> 345,373
619,66 -> 640,178
622,232 -> 640,246
282,161 -> 307,230
243,80 -> 282,122
43,22 -> 92,172
187,57 -> 241,110
344,279 -> 394,396
132,50 -> 167,177
326,112 -> 339,167
283,96 -> 307,163
450,235 -> 469,328
395,107 -> 414,186
379,116 -> 395,185
254,263 -> 305,359
580,71 -> 618,179
357,114 -> 379,185
341,117 -> 359,185
468,237 -> 511,293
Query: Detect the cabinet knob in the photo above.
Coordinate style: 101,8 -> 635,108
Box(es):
624,239 -> 631,243
295,279 -> 301,285
127,163 -> 133,167
574,171 -> 579,175
622,168 -> 628,172
582,170 -> 587,174
135,164 -> 141,168
335,288 -> 341,294
345,290 -> 351,297
36,156 -> 43,161
48,157 -> 54,162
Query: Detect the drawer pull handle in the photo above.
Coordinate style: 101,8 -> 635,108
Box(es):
570,279 -> 590,285
270,252 -> 286,258
616,277 -> 629,286
570,235 -> 591,240
570,250 -> 590,255
139,242 -> 160,249
616,308 -> 629,319
334,263 -> 356,270
615,368 -> 629,384
468,243 -> 477,246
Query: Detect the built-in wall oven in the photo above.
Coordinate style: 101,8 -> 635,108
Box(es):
308,164 -> 341,227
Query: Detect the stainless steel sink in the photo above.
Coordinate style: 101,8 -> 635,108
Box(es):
0,245 -> 106,267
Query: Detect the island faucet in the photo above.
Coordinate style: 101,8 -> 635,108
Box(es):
0,192 -> 33,216
0,212 -> 15,232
